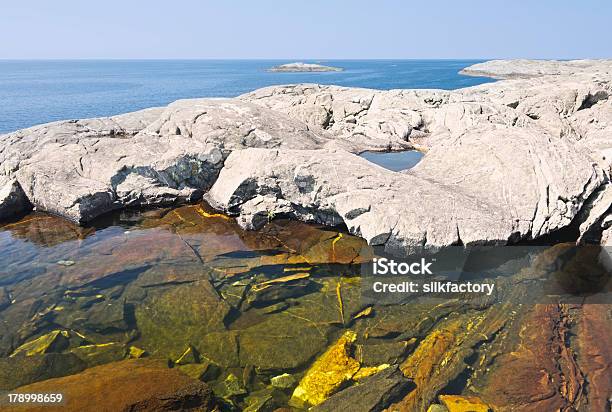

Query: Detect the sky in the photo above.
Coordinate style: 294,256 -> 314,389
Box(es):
2,1 -> 611,59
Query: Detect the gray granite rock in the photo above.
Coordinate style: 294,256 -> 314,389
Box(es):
206,132 -> 605,256
460,59 -> 612,79
0,177 -> 31,220
2,59 -> 612,254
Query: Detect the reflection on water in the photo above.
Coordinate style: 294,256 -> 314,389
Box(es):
0,203 -> 610,410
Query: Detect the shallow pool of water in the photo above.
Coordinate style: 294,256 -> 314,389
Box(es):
359,150 -> 424,171
0,203 -> 607,410
0,203 -> 374,408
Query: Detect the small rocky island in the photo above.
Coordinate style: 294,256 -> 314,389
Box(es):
267,62 -> 343,72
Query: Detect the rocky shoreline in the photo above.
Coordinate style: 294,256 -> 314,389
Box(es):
1,60 -> 612,256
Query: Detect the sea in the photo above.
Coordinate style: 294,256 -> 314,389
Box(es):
0,60 -> 495,134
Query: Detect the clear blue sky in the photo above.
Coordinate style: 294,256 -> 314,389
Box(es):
2,0 -> 611,59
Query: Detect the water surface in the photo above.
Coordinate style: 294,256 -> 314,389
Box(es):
359,150 -> 424,171
0,60 -> 495,133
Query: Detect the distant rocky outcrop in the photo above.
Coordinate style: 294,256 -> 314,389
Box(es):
1,59 -> 612,256
267,62 -> 343,72
460,58 -> 612,79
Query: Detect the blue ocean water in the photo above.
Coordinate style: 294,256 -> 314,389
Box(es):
0,60 -> 495,134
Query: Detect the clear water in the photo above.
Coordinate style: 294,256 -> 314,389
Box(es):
359,150 -> 424,171
0,60 -> 495,133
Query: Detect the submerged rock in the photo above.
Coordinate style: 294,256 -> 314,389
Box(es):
243,387 -> 285,412
238,314 -> 327,371
438,395 -> 491,412
290,330 -> 360,407
245,272 -> 314,308
270,373 -> 296,389
0,287 -> 10,310
134,279 -> 230,360
427,405 -> 450,412
10,330 -> 72,357
175,345 -> 199,365
69,342 -> 126,367
0,353 -> 86,391
215,373 -> 248,399
355,340 -> 412,366
474,304 -> 586,411
128,346 -> 146,359
6,359 -> 216,411
313,365 -> 413,412
575,304 -> 612,411
178,361 -> 221,382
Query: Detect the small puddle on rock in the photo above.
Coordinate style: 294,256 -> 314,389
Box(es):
359,150 -> 423,172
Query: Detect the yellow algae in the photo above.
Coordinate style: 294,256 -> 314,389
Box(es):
251,272 -> 310,292
10,330 -> 69,357
73,330 -> 88,340
283,266 -> 313,272
175,346 -> 198,365
128,346 -> 146,359
196,206 -> 230,220
353,363 -> 390,380
336,281 -> 345,325
352,306 -> 373,320
438,395 -> 491,412
331,233 -> 343,261
77,342 -> 118,349
290,330 -> 360,407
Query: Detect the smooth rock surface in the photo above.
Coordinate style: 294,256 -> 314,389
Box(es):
460,59 -> 612,79
4,359 -> 216,411
312,365 -> 413,412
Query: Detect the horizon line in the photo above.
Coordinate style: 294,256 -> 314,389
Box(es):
0,57 -> 603,62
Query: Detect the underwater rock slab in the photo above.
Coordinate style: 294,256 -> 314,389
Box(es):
5,359 -> 216,411
438,395 -> 491,412
290,330 -> 361,407
0,353 -> 86,391
134,279 -> 231,360
313,365 -> 413,412
238,314 -> 327,372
